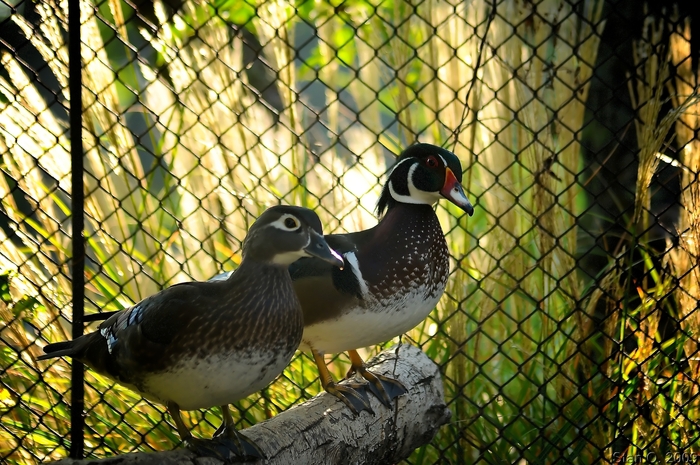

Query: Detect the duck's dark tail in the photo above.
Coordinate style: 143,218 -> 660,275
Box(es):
37,333 -> 116,381
37,340 -> 78,360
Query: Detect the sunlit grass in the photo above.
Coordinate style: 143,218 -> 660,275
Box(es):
0,0 -> 389,461
1,0 -> 699,464
592,13 -> 700,462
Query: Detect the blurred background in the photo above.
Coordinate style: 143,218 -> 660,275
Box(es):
1,0 -> 699,463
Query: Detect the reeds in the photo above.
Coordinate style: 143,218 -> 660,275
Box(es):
668,19 -> 700,455
590,11 -> 700,462
628,14 -> 698,230
0,0 -> 389,461
3,0 -> 698,464
391,0 -> 606,462
668,16 -> 700,381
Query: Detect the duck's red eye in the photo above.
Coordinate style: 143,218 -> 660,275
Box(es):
425,156 -> 439,168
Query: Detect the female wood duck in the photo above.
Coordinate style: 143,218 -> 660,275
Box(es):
38,206 -> 343,460
289,143 -> 474,413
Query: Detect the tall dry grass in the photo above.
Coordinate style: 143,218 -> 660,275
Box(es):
0,0 -> 388,461
377,0 -> 607,462
5,0 -> 698,464
669,17 -> 700,381
589,12 -> 700,462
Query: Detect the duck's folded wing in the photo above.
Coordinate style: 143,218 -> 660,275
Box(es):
99,281 -> 208,352
91,281 -> 222,379
290,230 -> 376,309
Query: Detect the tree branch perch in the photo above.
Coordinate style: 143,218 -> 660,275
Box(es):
51,344 -> 451,465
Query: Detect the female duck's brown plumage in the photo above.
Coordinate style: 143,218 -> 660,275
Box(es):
38,205 -> 343,460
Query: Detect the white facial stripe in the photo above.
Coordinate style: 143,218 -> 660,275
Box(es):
389,163 -> 442,205
437,154 -> 448,167
271,249 -> 308,265
387,157 -> 416,177
345,252 -> 369,297
268,214 -> 301,232
388,178 -> 420,204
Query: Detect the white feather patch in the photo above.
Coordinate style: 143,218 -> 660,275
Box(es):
142,351 -> 291,410
344,251 -> 369,297
271,248 -> 310,265
388,163 -> 442,205
301,283 -> 442,354
100,305 -> 141,354
267,214 -> 302,232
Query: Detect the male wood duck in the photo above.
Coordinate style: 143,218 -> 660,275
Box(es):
289,143 -> 474,413
38,206 -> 343,460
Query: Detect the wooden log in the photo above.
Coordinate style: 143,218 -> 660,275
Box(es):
51,344 -> 451,465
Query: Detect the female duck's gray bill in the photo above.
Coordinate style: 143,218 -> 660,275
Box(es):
441,167 -> 474,216
305,231 -> 344,267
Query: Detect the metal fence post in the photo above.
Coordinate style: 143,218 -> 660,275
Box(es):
69,0 -> 85,458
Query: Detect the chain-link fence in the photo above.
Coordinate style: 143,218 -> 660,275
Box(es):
1,0 -> 699,463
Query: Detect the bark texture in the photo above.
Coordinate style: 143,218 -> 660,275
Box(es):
51,344 -> 451,465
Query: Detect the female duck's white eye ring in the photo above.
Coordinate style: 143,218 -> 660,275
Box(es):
270,214 -> 302,231
284,216 -> 300,229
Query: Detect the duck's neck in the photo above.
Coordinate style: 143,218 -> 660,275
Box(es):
228,258 -> 290,286
378,202 -> 438,229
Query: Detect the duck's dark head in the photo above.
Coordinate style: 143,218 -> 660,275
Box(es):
377,143 -> 474,217
243,205 -> 343,267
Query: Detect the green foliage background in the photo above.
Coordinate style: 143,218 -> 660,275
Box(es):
1,0 -> 699,463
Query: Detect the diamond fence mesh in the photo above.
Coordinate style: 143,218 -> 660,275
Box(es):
1,0 -> 699,463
